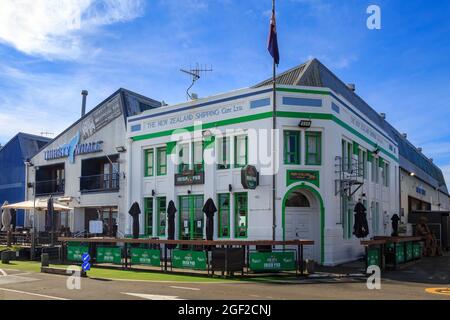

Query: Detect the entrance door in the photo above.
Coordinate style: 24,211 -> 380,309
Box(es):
285,190 -> 320,262
179,195 -> 204,240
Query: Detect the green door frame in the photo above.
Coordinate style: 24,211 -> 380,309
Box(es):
282,183 -> 325,264
178,194 -> 204,240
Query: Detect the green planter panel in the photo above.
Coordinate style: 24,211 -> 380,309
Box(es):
96,247 -> 122,264
249,252 -> 296,272
172,250 -> 207,270
367,248 -> 381,267
67,245 -> 89,262
130,248 -> 161,267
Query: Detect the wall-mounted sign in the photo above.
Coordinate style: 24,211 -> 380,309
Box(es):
81,95 -> 122,140
175,170 -> 205,186
286,170 -> 320,187
416,186 -> 426,196
241,165 -> 259,190
44,131 -> 104,163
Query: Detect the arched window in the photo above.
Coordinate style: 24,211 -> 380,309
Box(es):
285,192 -> 310,207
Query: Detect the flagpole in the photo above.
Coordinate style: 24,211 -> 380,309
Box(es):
271,0 -> 277,241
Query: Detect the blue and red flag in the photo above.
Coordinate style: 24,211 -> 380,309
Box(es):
267,7 -> 280,65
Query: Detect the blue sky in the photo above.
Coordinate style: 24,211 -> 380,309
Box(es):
0,0 -> 450,183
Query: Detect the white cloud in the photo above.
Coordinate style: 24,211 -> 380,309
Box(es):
0,0 -> 144,60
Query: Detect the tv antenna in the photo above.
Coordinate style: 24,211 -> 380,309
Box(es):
40,131 -> 54,138
180,63 -> 213,100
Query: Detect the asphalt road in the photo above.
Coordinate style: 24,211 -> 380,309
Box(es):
0,266 -> 448,300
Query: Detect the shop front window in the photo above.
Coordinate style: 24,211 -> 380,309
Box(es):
218,194 -> 230,238
157,197 -> 166,236
234,192 -> 248,238
178,195 -> 204,240
144,198 -> 153,236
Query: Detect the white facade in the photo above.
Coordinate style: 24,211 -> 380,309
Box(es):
127,84 -> 400,266
25,90 -> 160,237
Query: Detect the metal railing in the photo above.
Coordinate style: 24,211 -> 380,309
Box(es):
80,173 -> 120,193
35,179 -> 65,196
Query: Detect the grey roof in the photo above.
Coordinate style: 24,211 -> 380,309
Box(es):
0,132 -> 50,161
254,58 -> 448,194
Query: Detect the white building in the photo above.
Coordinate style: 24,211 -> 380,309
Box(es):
126,59 -> 400,266
26,89 -> 161,237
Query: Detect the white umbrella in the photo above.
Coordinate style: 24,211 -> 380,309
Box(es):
1,200 -> 72,211
1,201 -> 11,231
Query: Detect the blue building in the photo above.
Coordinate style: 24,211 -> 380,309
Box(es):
0,133 -> 50,227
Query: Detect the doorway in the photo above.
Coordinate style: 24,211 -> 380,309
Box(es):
178,195 -> 204,240
284,189 -> 320,262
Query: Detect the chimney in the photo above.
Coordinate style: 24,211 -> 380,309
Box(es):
380,113 -> 386,120
81,90 -> 88,117
347,83 -> 356,92
417,147 -> 422,153
402,133 -> 407,139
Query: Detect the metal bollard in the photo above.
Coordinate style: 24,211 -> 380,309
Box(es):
41,253 -> 49,267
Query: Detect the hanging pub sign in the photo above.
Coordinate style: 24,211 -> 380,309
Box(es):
175,170 -> 205,186
241,165 -> 259,190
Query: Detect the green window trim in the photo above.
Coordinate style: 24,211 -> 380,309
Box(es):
156,197 -> 166,236
234,135 -> 248,168
156,147 -> 167,176
234,192 -> 248,238
144,149 -> 154,177
352,142 -> 359,155
283,130 -> 300,165
178,195 -> 204,240
192,141 -> 205,174
218,193 -> 231,238
305,131 -> 322,165
217,136 -> 231,170
144,198 -> 153,236
178,144 -> 190,174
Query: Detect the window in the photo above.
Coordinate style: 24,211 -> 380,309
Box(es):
305,132 -> 321,165
156,147 -> 167,176
372,202 -> 380,235
284,131 -> 300,164
342,196 -> 353,239
193,141 -> 204,173
234,193 -> 248,238
341,140 -> 352,172
285,192 -> 310,207
217,136 -> 231,169
234,135 -> 248,168
157,197 -> 166,236
362,150 -> 367,179
384,162 -> 390,187
178,143 -> 189,173
371,157 -> 377,183
144,149 -> 154,177
144,198 -> 153,236
218,194 -> 231,238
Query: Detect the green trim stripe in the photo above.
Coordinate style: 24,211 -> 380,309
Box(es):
132,111 -> 398,162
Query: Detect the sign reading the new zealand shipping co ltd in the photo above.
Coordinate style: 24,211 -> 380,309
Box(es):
241,165 -> 259,190
174,170 -> 205,186
44,131 -> 103,164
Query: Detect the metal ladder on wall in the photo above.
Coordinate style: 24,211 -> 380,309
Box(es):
335,155 -> 364,198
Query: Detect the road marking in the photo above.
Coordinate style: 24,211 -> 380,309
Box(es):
169,286 -> 200,291
122,292 -> 184,300
425,288 -> 450,296
0,269 -> 8,276
0,288 -> 69,300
